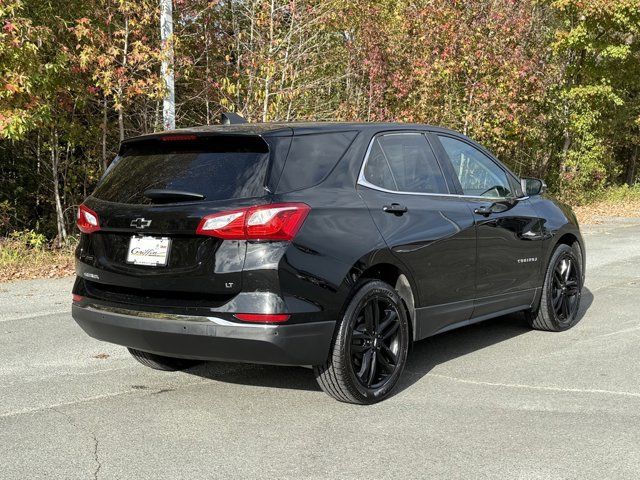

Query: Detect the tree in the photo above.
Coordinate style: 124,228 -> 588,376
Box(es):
548,0 -> 640,196
336,0 -> 555,176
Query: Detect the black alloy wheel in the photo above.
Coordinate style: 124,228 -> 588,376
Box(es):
349,296 -> 403,389
526,243 -> 583,332
551,254 -> 580,322
314,280 -> 410,404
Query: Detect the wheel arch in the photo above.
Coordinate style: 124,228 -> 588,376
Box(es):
553,232 -> 585,274
352,261 -> 418,342
555,232 -> 579,249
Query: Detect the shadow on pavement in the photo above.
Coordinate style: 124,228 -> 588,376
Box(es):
186,287 -> 594,396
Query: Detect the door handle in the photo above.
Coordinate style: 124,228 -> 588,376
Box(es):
474,205 -> 492,217
383,203 -> 408,216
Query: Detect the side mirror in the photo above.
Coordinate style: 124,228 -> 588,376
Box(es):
520,177 -> 546,197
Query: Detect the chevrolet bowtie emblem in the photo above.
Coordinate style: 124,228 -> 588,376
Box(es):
130,218 -> 152,229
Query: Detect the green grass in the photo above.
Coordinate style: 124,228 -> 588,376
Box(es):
595,184 -> 640,203
556,183 -> 640,207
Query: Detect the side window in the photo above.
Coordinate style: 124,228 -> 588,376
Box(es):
363,141 -> 398,191
276,131 -> 357,193
438,136 -> 512,198
362,134 -> 448,194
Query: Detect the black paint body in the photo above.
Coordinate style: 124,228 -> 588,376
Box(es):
72,123 -> 584,366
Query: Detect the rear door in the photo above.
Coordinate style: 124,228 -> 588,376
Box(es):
77,134 -> 272,300
357,132 -> 477,339
434,134 -> 545,317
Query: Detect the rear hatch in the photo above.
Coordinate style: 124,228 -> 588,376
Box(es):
76,134 -> 273,308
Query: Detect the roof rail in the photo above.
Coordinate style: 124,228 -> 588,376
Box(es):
220,112 -> 248,125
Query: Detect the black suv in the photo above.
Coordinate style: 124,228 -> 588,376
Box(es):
72,122 -> 585,404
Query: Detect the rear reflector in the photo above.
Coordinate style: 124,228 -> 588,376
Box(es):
72,294 -> 83,303
197,203 -> 310,241
77,204 -> 100,234
234,313 -> 290,323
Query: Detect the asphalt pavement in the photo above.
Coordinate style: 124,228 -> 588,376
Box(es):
1,218 -> 639,479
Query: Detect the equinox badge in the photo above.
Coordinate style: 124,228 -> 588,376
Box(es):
131,218 -> 152,229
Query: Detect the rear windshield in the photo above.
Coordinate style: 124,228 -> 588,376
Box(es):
93,136 -> 269,204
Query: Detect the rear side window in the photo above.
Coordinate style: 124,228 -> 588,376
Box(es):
362,134 -> 448,194
275,132 -> 357,193
93,136 -> 269,204
363,141 -> 397,191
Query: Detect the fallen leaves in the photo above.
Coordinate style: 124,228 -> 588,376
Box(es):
0,241 -> 75,283
574,199 -> 640,225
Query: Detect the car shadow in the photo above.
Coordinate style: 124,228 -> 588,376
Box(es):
185,287 -> 594,396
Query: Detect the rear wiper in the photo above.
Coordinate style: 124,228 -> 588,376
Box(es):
143,189 -> 205,202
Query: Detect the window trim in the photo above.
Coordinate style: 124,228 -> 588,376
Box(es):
357,132 -> 453,197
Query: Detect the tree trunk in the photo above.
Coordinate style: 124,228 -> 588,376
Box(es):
36,133 -> 41,232
627,145 -> 638,185
160,0 -> 175,130
102,95 -> 108,171
262,0 -> 276,122
204,21 -> 211,124
118,16 -> 130,142
51,130 -> 68,246
560,129 -> 571,173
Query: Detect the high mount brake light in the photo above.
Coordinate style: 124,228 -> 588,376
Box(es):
77,204 -> 101,234
196,203 -> 310,241
160,134 -> 197,142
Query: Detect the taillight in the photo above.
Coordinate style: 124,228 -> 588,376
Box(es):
77,204 -> 100,233
72,294 -> 83,303
234,313 -> 290,323
197,203 -> 310,241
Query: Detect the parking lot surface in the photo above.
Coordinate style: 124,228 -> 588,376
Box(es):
1,219 -> 639,479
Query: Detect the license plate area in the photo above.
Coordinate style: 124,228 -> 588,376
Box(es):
126,236 -> 171,266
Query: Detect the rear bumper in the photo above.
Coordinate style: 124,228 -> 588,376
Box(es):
72,304 -> 335,366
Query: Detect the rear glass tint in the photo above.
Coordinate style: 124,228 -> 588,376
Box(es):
93,136 -> 269,204
275,132 -> 357,193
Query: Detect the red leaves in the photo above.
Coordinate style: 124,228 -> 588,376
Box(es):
3,21 -> 16,33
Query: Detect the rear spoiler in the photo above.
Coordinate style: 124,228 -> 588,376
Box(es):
118,134 -> 270,156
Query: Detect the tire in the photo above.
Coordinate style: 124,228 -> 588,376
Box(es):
525,244 -> 583,332
313,280 -> 410,404
128,348 -> 201,371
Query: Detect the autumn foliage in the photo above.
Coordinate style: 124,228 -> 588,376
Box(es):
1,0 -> 639,243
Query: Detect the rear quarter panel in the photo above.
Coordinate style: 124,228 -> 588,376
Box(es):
271,129 -> 418,323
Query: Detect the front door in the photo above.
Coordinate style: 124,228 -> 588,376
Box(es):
357,132 -> 477,338
435,134 -> 545,317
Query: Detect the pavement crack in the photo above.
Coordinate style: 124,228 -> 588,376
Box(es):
51,408 -> 102,479
92,432 -> 102,480
152,387 -> 175,395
